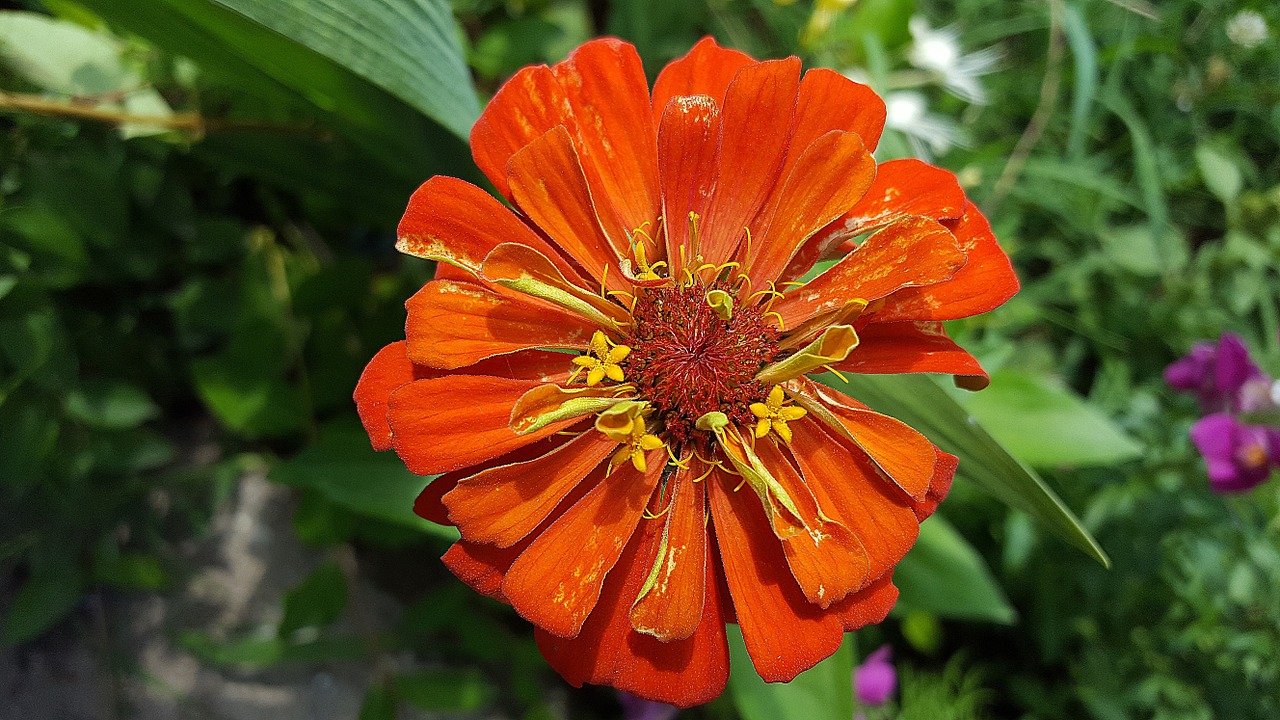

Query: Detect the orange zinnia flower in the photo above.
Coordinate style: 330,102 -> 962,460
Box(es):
354,37 -> 1018,706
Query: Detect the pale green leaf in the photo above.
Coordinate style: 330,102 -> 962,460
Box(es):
895,516 -> 1017,624
728,627 -> 854,720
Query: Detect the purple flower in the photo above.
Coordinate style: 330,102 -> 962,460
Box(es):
1165,333 -> 1267,413
1189,413 -> 1280,493
855,645 -> 897,706
617,691 -> 678,720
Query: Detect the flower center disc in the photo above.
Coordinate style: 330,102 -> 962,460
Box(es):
625,284 -> 779,445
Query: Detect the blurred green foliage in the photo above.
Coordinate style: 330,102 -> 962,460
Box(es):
1,0 -> 1278,718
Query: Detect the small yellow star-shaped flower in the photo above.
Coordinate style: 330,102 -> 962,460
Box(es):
750,385 -> 807,442
572,330 -> 631,386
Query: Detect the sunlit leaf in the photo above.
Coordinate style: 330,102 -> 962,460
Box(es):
727,627 -> 853,720
895,515 -> 1017,624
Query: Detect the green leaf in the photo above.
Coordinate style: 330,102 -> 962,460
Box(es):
2,561 -> 83,646
1195,144 -> 1243,204
895,516 -> 1017,624
178,631 -> 363,666
208,0 -> 479,139
271,422 -> 458,539
1104,92 -> 1180,274
727,627 -> 853,720
0,10 -> 173,137
359,682 -> 396,720
94,553 -> 168,590
960,369 -> 1143,468
279,561 -> 347,637
1062,2 -> 1099,158
821,373 -> 1110,567
63,379 -> 160,430
1098,223 -> 1187,278
396,668 -> 497,712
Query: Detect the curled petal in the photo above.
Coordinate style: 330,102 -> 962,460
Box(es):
406,279 -> 600,369
875,203 -> 1020,322
536,511 -> 729,708
773,216 -> 966,330
396,176 -> 582,282
630,465 -> 708,641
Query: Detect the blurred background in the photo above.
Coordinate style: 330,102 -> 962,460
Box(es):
0,0 -> 1278,718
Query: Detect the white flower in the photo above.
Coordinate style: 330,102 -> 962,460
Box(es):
907,15 -> 1001,105
1226,10 -> 1268,49
884,91 -> 964,160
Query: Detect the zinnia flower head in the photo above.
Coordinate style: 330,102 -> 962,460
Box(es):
355,37 -> 1018,706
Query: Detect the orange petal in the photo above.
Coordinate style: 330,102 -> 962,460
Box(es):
444,430 -> 617,547
791,67 -> 887,154
829,571 -> 899,631
651,37 -> 755,117
441,540 -> 520,603
502,459 -> 663,637
875,202 -> 1020,322
508,126 -> 628,283
405,279 -> 599,369
753,439 -> 869,607
909,448 -> 958,523
386,375 -> 574,475
796,382 -> 937,501
744,130 -> 876,288
536,511 -> 729,708
413,474 -> 458,527
780,158 -> 965,282
787,417 -> 920,579
657,94 -> 721,277
708,466 -> 845,682
354,341 -> 435,452
461,349 -> 576,384
833,321 -> 989,389
773,216 -> 965,329
470,64 -> 577,200
396,176 -> 583,283
549,39 -> 661,243
698,58 -> 801,266
629,465 -> 708,641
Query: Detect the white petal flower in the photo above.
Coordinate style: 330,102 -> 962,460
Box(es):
1226,10 -> 1268,49
908,15 -> 1001,105
884,91 -> 964,160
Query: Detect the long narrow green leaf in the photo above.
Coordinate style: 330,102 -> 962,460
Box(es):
727,628 -> 853,720
820,374 -> 1110,567
1062,2 -> 1098,158
209,0 -> 479,140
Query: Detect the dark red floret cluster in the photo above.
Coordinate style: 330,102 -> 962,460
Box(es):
625,283 -> 778,445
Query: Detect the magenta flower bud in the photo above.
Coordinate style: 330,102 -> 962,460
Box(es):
1189,413 -> 1280,493
1165,333 -> 1267,413
854,645 -> 897,706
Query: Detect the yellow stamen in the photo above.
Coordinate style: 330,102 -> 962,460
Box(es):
749,385 -> 808,443
765,311 -> 786,331
599,402 -> 665,473
573,330 -> 632,386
